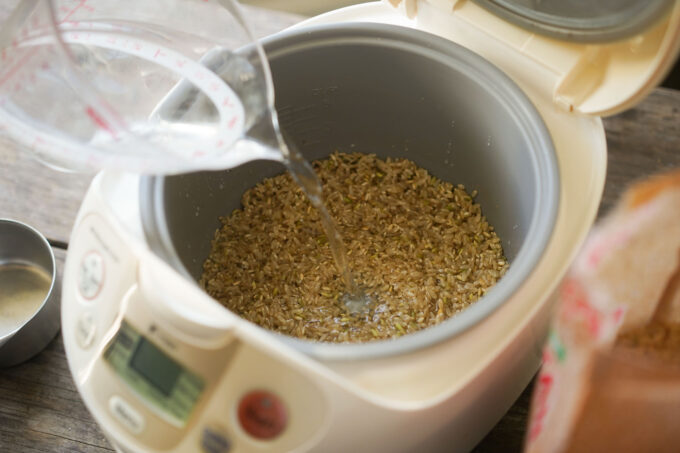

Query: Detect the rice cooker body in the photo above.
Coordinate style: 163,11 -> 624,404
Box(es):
60,2 -> 652,452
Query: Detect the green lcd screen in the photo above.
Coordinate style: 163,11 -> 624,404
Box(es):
105,321 -> 205,425
129,338 -> 181,396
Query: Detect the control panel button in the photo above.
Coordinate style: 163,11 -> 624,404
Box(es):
237,390 -> 287,440
109,395 -> 145,435
79,251 -> 105,300
75,312 -> 96,349
201,426 -> 231,453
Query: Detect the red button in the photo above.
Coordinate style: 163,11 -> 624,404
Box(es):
237,390 -> 287,440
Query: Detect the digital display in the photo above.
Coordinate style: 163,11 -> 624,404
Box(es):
104,321 -> 205,425
129,337 -> 181,396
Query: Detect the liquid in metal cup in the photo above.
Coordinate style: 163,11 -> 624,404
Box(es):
0,219 -> 60,367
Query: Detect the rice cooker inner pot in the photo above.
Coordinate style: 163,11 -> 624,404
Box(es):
140,24 -> 559,360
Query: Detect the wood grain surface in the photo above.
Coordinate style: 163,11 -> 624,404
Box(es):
0,3 -> 679,451
0,250 -> 113,452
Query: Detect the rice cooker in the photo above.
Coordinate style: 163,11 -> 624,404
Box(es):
61,1 -> 680,452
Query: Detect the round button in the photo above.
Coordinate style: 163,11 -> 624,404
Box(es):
237,390 -> 287,440
79,251 -> 105,300
109,395 -> 145,435
75,312 -> 96,349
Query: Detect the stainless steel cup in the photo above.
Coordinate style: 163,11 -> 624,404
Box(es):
0,219 -> 61,367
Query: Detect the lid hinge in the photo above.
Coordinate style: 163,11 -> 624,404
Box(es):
385,0 -> 680,116
553,46 -> 607,113
388,0 -> 418,18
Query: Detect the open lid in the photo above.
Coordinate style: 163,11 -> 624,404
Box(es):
386,0 -> 680,116
472,0 -> 673,43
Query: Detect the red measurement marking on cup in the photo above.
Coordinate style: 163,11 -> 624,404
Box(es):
1,22 -> 244,160
5,0 -> 95,100
0,48 -> 39,88
85,106 -> 115,134
32,136 -> 45,148
60,0 -> 89,24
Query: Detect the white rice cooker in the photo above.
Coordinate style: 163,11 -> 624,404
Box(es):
61,1 -> 680,452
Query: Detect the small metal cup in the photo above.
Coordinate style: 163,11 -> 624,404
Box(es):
0,219 -> 60,367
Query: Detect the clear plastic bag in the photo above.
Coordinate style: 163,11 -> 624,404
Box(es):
525,171 -> 680,453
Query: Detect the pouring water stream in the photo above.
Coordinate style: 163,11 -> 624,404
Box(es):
252,110 -> 371,314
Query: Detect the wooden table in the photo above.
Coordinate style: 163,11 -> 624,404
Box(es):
1,5 -> 679,452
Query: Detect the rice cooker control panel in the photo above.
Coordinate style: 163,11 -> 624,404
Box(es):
103,320 -> 206,429
64,212 -> 329,453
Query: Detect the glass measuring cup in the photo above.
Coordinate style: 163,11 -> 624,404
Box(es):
0,0 -> 366,308
0,0 -> 289,173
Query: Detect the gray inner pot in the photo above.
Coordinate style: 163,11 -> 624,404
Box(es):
140,24 -> 559,361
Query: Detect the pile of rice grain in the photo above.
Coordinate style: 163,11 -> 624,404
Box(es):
200,152 -> 508,343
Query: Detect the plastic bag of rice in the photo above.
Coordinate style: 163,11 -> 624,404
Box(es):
525,170 -> 680,453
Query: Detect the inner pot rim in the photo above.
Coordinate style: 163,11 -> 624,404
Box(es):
140,23 -> 560,361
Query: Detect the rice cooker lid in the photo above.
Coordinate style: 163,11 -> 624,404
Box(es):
388,0 -> 680,116
469,0 -> 672,43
